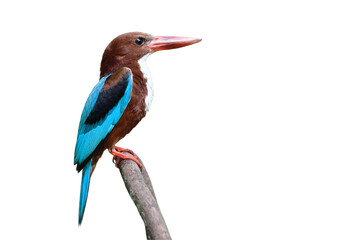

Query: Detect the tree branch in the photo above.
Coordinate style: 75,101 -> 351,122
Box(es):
115,152 -> 171,240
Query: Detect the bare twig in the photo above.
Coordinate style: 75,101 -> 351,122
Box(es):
116,152 -> 171,240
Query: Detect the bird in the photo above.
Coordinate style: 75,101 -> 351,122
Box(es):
74,32 -> 201,225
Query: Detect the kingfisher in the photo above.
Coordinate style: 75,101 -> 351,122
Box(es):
74,32 -> 201,224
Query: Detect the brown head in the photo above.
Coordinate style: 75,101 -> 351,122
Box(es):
100,32 -> 201,78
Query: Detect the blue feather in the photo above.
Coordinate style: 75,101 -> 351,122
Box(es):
74,73 -> 133,166
78,160 -> 91,225
75,70 -> 133,224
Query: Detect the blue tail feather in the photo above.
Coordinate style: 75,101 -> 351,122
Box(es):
78,160 -> 91,225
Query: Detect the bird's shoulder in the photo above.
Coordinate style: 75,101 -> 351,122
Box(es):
84,67 -> 133,125
101,67 -> 132,93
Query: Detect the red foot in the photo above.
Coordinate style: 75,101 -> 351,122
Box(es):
114,146 -> 138,158
110,147 -> 142,168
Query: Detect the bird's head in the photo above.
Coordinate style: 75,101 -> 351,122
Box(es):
100,32 -> 201,78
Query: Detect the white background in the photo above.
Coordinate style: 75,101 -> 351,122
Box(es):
0,0 -> 359,239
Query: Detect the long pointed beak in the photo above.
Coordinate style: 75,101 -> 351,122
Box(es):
147,36 -> 201,52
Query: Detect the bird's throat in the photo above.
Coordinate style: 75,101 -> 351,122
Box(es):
138,53 -> 153,112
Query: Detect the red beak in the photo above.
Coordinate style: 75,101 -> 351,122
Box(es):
147,36 -> 201,52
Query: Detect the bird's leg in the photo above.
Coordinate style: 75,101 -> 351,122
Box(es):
109,147 -> 142,168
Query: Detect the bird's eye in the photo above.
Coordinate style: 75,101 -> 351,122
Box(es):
135,37 -> 145,46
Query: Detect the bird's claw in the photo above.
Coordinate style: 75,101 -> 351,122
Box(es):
113,146 -> 138,159
110,148 -> 142,168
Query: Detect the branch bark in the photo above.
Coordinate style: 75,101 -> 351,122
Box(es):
115,152 -> 171,240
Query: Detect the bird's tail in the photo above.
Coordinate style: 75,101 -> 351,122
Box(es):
78,159 -> 91,225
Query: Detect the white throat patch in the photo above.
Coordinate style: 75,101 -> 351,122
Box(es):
138,53 -> 153,112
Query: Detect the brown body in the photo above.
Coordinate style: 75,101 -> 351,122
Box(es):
91,61 -> 148,173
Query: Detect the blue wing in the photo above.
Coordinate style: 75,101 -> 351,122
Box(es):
74,68 -> 133,170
